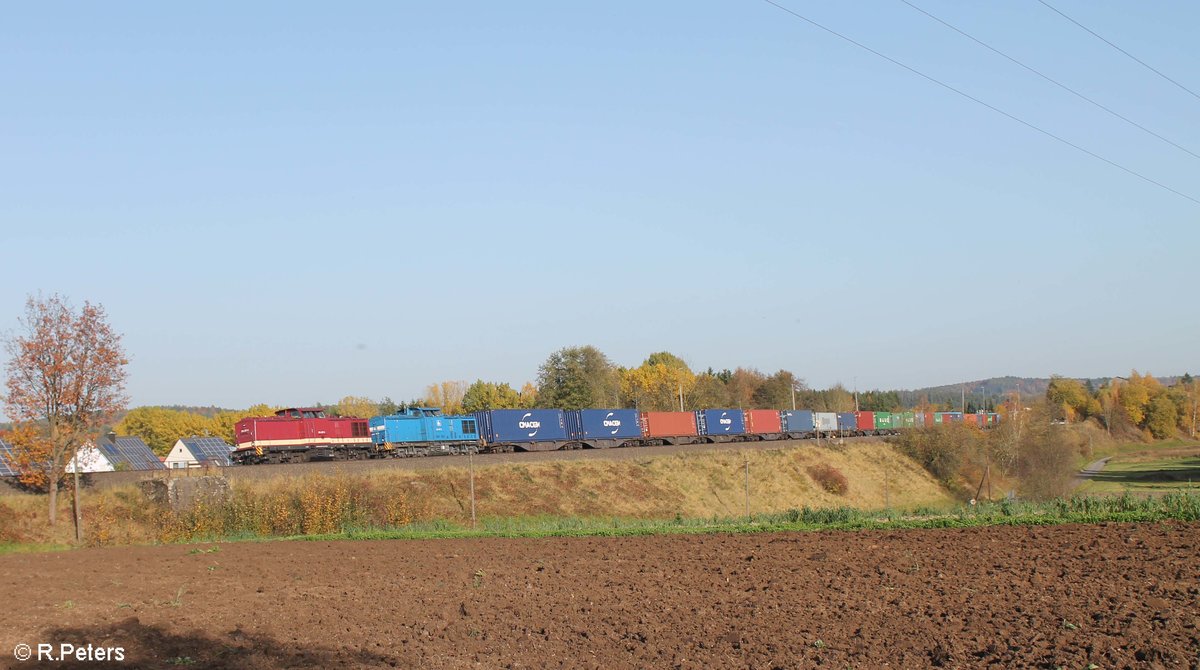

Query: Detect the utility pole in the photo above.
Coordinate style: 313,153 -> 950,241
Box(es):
468,449 -> 477,530
678,383 -> 684,412
791,384 -> 796,411
743,455 -> 751,520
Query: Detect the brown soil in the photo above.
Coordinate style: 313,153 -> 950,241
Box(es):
1,523 -> 1197,669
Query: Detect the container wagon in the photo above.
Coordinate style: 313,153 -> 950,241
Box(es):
781,410 -> 816,438
474,409 -> 568,452
837,412 -> 857,435
640,411 -> 701,445
814,412 -> 838,434
565,409 -> 642,448
743,409 -> 783,440
696,409 -> 746,442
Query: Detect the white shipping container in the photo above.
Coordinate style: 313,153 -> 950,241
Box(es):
815,412 -> 838,432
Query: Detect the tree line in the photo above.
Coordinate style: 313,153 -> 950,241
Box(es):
1045,371 -> 1198,439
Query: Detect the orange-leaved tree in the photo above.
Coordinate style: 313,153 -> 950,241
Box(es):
3,295 -> 128,527
2,422 -> 62,491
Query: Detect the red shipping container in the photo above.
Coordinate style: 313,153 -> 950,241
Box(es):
855,411 -> 875,431
965,414 -> 980,427
640,411 -> 697,437
744,409 -> 782,434
924,412 -> 935,427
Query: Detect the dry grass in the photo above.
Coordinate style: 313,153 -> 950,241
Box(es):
0,442 -> 954,547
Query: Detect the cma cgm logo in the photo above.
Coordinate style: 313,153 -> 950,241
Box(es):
719,412 -> 732,431
602,412 -> 621,435
518,413 -> 541,437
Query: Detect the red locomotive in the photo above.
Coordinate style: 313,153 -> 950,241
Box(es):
233,408 -> 372,464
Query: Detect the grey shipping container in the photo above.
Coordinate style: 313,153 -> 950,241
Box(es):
815,412 -> 838,432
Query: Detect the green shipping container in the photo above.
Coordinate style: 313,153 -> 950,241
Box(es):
900,411 -> 915,428
934,413 -> 944,425
875,412 -> 894,429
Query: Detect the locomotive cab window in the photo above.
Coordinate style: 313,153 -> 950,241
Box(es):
461,420 -> 477,434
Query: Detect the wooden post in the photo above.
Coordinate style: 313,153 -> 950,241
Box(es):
469,450 -> 477,530
743,455 -> 750,520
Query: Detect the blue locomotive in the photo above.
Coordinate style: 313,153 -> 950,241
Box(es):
368,407 -> 481,457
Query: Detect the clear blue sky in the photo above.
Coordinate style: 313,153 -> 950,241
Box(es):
2,1 -> 1197,412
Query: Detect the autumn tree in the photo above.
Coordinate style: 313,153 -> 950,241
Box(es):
1145,394 -> 1179,439
725,368 -> 766,409
462,380 -> 522,412
422,381 -> 467,414
517,382 -> 538,408
115,406 -> 215,455
535,345 -> 619,410
687,371 -> 729,410
4,295 -> 128,527
334,395 -> 380,418
1,422 -> 60,492
378,396 -> 399,416
620,352 -> 695,411
752,370 -> 803,409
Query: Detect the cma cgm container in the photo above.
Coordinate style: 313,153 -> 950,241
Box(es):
856,411 -> 876,432
744,409 -> 782,435
474,409 -> 567,451
875,412 -> 895,430
641,411 -> 699,443
781,410 -> 815,434
815,412 -> 838,432
837,412 -> 857,432
697,409 -> 745,438
565,409 -> 642,447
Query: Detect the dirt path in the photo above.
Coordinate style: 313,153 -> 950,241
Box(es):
1,523 -> 1196,668
1074,456 -> 1112,488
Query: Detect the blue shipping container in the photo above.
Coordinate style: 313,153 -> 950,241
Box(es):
474,409 -> 567,444
565,409 -> 642,441
696,409 -> 745,436
781,410 -> 815,432
837,412 -> 857,431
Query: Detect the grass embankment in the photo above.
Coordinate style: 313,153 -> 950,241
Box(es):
3,441 -> 1197,553
0,442 -> 952,549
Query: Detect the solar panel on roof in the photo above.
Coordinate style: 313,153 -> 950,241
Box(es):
182,436 -> 234,466
0,439 -> 16,477
102,437 -> 163,471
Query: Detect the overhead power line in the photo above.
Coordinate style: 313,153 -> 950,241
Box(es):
900,0 -> 1200,162
758,0 -> 1200,206
1036,0 -> 1200,103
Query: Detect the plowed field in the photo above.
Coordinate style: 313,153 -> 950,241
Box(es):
2,523 -> 1197,668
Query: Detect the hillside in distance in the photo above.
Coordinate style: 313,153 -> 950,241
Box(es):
898,374 -> 1184,409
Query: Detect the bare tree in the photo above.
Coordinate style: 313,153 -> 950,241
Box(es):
4,295 -> 128,531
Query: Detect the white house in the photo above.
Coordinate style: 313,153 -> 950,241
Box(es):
64,442 -> 116,473
66,435 -> 164,473
165,436 -> 235,469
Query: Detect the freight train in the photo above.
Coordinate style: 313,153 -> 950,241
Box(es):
231,406 -> 999,465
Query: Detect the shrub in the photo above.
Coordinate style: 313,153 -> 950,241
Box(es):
807,464 -> 849,495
